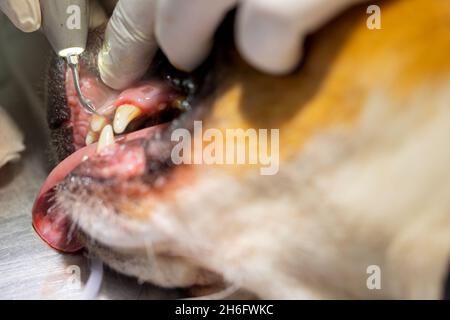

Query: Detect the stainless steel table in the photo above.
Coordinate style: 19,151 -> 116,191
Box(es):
0,17 -> 179,300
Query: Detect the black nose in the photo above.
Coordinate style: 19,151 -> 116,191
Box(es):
444,263 -> 450,300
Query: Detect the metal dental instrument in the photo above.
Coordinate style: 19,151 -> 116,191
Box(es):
66,54 -> 98,114
40,0 -> 98,115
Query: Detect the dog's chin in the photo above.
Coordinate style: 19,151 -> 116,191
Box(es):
55,147 -> 224,288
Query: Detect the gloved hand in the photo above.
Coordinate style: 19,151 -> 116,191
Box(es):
98,0 -> 364,90
0,0 -> 41,32
0,0 -> 110,33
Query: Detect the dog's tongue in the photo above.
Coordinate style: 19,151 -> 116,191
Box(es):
32,143 -> 98,252
32,127 -> 160,253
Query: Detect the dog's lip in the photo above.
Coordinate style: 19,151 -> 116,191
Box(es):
32,125 -> 165,253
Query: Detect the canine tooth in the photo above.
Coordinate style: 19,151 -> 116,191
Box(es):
97,124 -> 115,153
85,130 -> 99,145
113,104 -> 142,134
90,114 -> 108,132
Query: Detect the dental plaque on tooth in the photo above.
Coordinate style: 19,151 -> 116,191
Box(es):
62,52 -> 167,149
113,104 -> 142,134
76,78 -> 179,151
97,124 -> 115,153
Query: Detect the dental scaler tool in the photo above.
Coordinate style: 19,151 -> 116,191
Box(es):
40,0 -> 98,115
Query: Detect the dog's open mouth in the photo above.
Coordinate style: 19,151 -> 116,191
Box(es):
32,27 -> 219,253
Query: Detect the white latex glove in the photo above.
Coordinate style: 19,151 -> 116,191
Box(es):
98,0 -> 364,90
0,0 -> 108,33
0,0 -> 41,32
0,106 -> 25,168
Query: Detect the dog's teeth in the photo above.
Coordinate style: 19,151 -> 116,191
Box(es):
90,114 -> 108,133
97,124 -> 115,153
85,130 -> 99,145
113,104 -> 142,134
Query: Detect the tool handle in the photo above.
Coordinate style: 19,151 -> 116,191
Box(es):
40,0 -> 90,57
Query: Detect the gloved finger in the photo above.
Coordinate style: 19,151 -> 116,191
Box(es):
0,0 -> 41,32
98,0 -> 158,90
89,0 -> 108,29
155,0 -> 237,72
236,0 -> 360,75
99,0 -> 118,15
